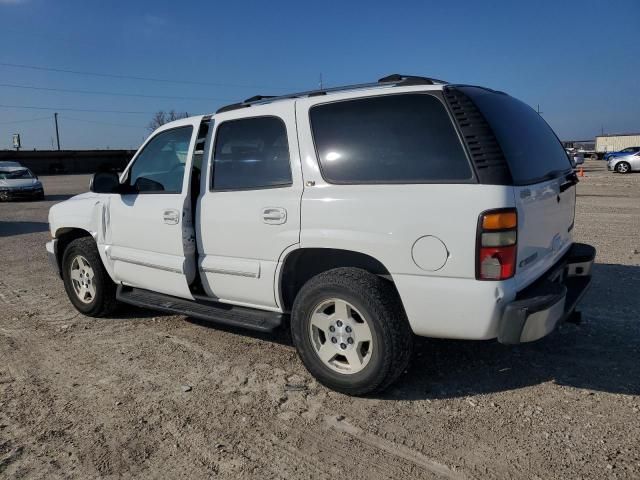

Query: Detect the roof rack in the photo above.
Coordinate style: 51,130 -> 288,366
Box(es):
215,74 -> 448,114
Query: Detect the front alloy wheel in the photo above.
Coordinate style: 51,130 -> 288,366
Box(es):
69,255 -> 96,304
61,237 -> 118,316
616,162 -> 630,173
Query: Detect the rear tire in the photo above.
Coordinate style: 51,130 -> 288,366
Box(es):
616,162 -> 630,174
291,268 -> 413,395
61,237 -> 118,317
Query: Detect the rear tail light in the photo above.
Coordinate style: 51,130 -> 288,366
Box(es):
477,209 -> 517,280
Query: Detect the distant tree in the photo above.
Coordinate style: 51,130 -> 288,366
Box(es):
148,110 -> 190,131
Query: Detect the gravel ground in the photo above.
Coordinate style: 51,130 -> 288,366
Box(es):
0,160 -> 638,479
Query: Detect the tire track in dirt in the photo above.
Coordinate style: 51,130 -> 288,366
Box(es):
325,415 -> 467,479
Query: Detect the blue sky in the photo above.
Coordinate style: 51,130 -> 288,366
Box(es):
0,0 -> 638,150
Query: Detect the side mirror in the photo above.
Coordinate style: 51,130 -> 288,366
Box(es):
90,171 -> 121,193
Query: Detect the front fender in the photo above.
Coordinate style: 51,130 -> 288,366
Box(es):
48,193 -> 116,280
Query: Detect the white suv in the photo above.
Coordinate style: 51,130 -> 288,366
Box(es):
46,74 -> 595,395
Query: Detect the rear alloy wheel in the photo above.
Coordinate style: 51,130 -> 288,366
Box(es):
291,268 -> 413,395
308,297 -> 374,374
616,162 -> 630,174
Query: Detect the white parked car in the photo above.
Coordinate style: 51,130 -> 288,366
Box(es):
0,166 -> 44,201
0,160 -> 23,169
565,148 -> 584,166
608,151 -> 640,173
47,74 -> 595,394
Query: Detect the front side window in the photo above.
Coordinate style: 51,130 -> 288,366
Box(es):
212,116 -> 292,190
129,126 -> 193,193
310,94 -> 472,184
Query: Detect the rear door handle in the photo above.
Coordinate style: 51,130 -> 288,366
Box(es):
163,209 -> 180,225
262,207 -> 287,224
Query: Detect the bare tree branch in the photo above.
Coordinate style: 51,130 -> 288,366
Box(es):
147,110 -> 190,132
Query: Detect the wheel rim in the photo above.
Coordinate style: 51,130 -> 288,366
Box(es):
70,255 -> 96,304
308,298 -> 373,374
618,163 -> 629,173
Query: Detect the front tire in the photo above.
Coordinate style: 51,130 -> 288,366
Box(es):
291,268 -> 413,395
62,237 -> 118,317
616,162 -> 631,174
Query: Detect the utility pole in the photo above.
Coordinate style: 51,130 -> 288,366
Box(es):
54,112 -> 61,151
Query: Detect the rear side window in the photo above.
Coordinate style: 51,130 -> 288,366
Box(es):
460,87 -> 572,185
212,116 -> 292,190
310,94 -> 472,184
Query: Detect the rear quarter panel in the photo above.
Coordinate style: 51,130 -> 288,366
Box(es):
295,91 -> 517,338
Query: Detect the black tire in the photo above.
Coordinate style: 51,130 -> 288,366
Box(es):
291,268 -> 413,395
616,162 -> 631,174
61,237 -> 118,317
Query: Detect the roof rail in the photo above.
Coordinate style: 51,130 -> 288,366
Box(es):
377,73 -> 448,86
215,74 -> 448,114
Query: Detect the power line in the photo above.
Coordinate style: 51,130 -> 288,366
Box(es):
0,104 -> 158,115
0,82 -> 232,102
61,115 -> 147,129
0,115 -> 52,125
0,61 -> 299,90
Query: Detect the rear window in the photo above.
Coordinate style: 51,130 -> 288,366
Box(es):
310,94 -> 472,184
460,87 -> 572,185
212,116 -> 292,190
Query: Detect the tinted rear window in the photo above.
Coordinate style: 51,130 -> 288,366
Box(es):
212,116 -> 292,190
310,94 -> 472,184
460,87 -> 572,185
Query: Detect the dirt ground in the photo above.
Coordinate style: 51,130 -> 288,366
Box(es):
1,160 -> 638,479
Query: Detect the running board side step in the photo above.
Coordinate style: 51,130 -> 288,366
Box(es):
116,286 -> 283,332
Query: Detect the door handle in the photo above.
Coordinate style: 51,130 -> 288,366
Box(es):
262,207 -> 287,224
163,209 -> 180,225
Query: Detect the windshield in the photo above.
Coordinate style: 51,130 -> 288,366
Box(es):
459,86 -> 572,185
0,169 -> 34,180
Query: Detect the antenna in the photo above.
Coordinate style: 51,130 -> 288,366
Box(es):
319,73 -> 323,90
536,104 -> 543,116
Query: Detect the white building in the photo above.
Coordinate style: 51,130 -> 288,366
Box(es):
595,133 -> 640,153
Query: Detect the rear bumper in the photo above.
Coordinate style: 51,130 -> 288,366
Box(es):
498,242 -> 595,344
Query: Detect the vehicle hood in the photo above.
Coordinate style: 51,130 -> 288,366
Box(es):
66,191 -> 99,201
0,178 -> 40,188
